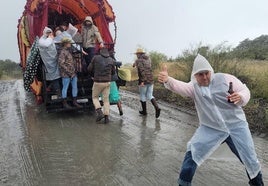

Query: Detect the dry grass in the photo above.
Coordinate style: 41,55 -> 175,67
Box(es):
124,59 -> 268,99
123,59 -> 268,131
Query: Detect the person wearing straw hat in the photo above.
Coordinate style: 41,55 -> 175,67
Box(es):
134,48 -> 161,118
58,37 -> 82,109
158,54 -> 264,186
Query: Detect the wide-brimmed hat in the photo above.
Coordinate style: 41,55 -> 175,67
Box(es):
61,37 -> 72,44
135,48 -> 145,54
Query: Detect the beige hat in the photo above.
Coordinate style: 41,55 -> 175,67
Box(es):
61,37 -> 72,44
135,48 -> 145,54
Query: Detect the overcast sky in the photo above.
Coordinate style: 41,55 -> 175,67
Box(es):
1,0 -> 268,64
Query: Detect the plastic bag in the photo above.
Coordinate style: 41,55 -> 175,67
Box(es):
109,81 -> 120,103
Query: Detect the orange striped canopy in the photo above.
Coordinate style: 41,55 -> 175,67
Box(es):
18,0 -> 116,69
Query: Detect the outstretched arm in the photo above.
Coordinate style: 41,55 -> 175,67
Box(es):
158,65 -> 194,98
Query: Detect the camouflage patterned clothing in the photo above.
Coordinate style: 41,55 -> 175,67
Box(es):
135,55 -> 154,85
58,48 -> 76,78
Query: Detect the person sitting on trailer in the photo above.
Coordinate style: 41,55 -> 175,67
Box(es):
38,27 -> 61,96
58,38 -> 83,109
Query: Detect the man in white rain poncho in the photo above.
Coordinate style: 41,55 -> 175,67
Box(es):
158,54 -> 264,186
38,27 -> 61,95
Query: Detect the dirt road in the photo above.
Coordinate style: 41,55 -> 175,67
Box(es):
0,80 -> 267,186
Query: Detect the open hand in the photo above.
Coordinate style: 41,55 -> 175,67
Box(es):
158,64 -> 169,83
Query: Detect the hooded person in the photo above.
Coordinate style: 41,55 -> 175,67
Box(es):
38,26 -> 61,95
158,54 -> 264,186
81,16 -> 104,66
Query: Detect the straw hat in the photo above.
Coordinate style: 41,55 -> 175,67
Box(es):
61,37 -> 72,44
135,48 -> 145,54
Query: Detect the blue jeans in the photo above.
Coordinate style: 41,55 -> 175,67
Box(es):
61,76 -> 78,99
178,136 -> 264,186
139,84 -> 154,102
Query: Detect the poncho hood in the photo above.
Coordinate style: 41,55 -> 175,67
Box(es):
191,54 -> 214,83
42,27 -> 52,36
84,16 -> 93,23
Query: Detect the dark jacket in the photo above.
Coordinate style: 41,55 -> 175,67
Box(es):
135,55 -> 154,85
88,49 -> 115,82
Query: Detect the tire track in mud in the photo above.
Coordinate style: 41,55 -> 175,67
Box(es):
0,80 -> 40,186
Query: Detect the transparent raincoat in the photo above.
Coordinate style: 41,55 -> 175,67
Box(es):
164,54 -> 261,179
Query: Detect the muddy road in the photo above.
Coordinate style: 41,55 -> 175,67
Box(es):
0,80 -> 267,186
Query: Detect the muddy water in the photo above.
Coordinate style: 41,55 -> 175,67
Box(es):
0,80 -> 267,186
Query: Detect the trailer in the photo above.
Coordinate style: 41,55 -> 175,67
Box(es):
17,0 -> 118,113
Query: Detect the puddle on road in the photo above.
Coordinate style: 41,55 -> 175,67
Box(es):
0,80 -> 267,186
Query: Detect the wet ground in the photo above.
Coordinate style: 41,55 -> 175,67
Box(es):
0,80 -> 267,186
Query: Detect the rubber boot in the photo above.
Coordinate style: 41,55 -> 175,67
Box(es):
96,108 -> 104,122
104,115 -> 109,124
63,99 -> 72,109
139,101 -> 147,115
117,101 -> 123,116
73,97 -> 83,108
248,172 -> 264,186
151,98 -> 161,118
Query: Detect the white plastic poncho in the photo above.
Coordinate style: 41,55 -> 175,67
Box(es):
54,24 -> 81,51
164,54 -> 261,179
38,27 -> 60,81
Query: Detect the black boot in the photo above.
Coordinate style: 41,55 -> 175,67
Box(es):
248,172 -> 264,186
139,101 -> 147,115
151,98 -> 161,118
63,99 -> 72,109
73,97 -> 83,108
96,108 -> 104,122
117,101 -> 123,116
104,115 -> 109,124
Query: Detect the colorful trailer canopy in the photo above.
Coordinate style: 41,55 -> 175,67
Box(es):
18,0 -> 116,69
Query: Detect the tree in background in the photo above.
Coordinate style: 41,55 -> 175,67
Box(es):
0,59 -> 22,79
233,35 -> 268,60
148,51 -> 167,71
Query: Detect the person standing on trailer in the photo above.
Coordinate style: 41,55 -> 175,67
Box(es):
81,16 -> 104,66
38,27 -> 61,96
58,38 -> 82,109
